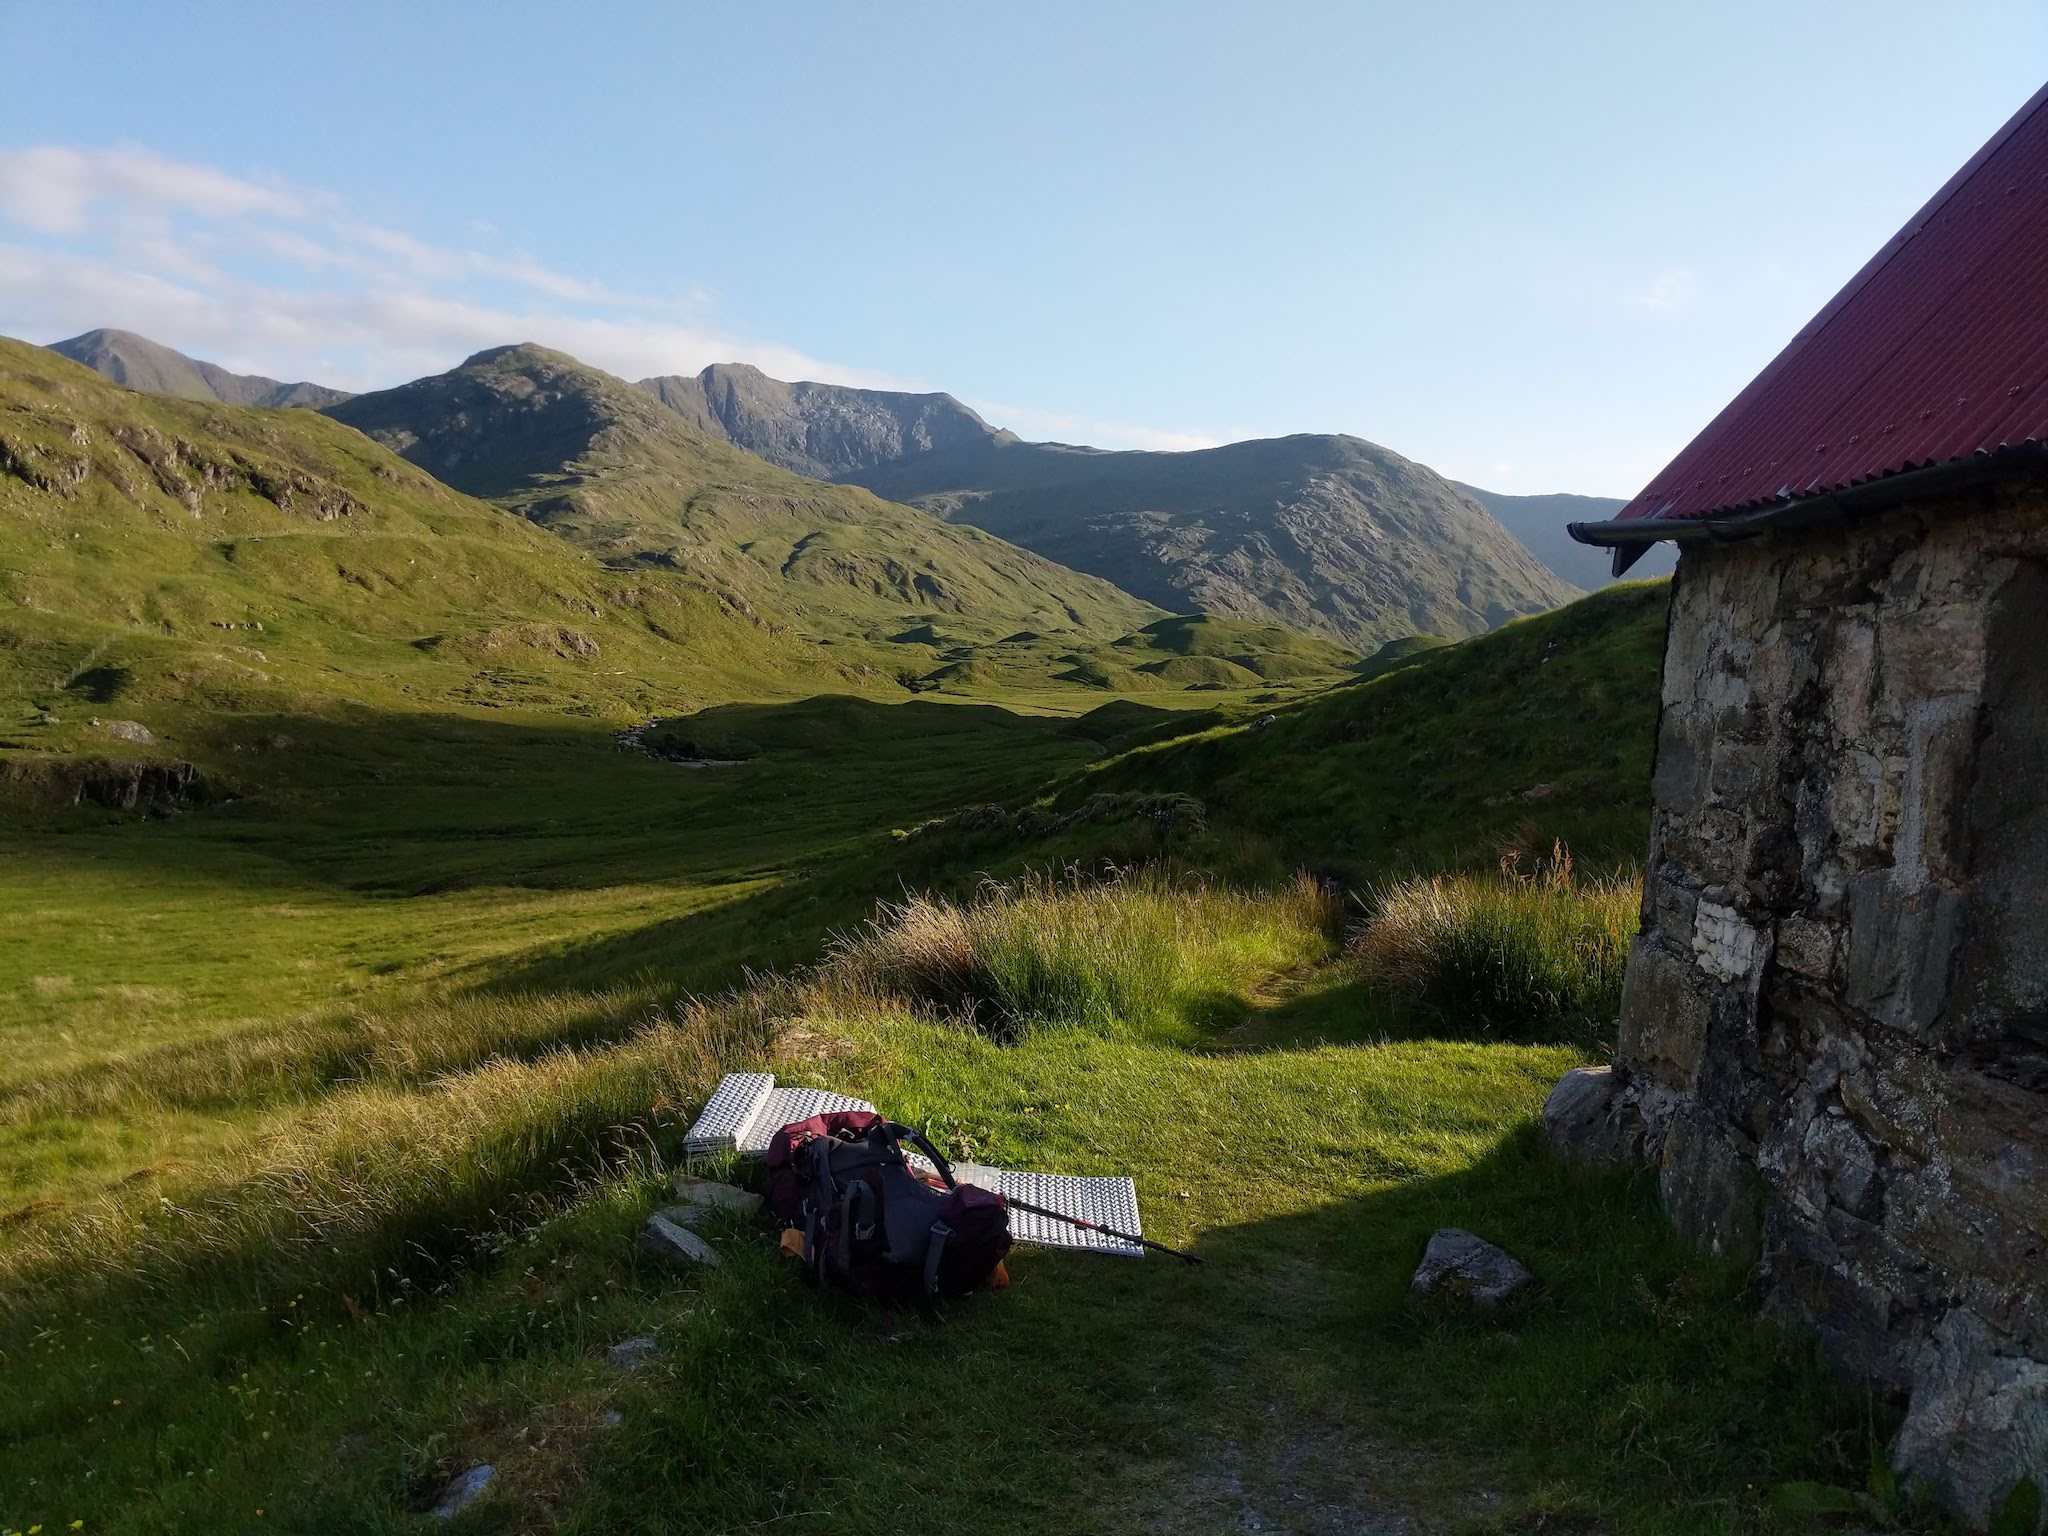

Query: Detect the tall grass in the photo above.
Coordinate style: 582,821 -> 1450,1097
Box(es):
1350,844 -> 1638,1047
0,993 -> 777,1325
826,867 -> 1338,1042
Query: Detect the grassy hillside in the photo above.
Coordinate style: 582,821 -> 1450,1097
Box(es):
847,432 -> 1581,650
0,338 -> 935,785
1080,581 -> 1669,879
327,345 -> 1160,653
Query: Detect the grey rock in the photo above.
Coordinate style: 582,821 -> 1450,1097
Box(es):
640,1212 -> 721,1267
670,1174 -> 761,1214
606,1335 -> 659,1372
100,719 -> 154,744
1541,1065 -> 1645,1165
431,1463 -> 494,1519
1409,1228 -> 1533,1306
1892,1312 -> 2048,1531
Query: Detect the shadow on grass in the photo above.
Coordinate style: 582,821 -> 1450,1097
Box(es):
1215,961 -> 1616,1057
1130,1128 -> 1878,1532
3,692 -> 1103,897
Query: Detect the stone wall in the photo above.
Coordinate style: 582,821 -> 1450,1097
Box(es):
1603,476 -> 2048,1523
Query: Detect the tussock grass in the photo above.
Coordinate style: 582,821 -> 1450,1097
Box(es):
1350,843 -> 1639,1046
824,868 -> 1338,1042
0,993 -> 774,1319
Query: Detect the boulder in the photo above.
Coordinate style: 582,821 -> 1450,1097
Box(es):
431,1464 -> 494,1519
640,1212 -> 721,1267
1410,1229 -> 1532,1306
98,719 -> 154,744
1892,1312 -> 2048,1531
1540,1065 -> 1646,1165
670,1174 -> 761,1215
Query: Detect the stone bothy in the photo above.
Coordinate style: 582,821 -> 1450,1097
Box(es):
1568,85 -> 2048,1524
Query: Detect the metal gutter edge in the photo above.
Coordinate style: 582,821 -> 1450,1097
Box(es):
1567,444 -> 2048,578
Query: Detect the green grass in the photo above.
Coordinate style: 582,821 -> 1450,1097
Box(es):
1060,579 -> 1672,882
1,871 -> 1880,1535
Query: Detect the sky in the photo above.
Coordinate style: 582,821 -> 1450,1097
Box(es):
1,3 -> 2043,496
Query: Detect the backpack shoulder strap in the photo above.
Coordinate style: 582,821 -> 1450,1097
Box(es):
921,1220 -> 953,1301
883,1122 -> 957,1189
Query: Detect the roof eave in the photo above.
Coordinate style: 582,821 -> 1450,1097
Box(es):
1568,443 -> 2048,577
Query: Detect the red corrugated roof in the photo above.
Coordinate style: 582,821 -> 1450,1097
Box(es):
1615,80 -> 2048,524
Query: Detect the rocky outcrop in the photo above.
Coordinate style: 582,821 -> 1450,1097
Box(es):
636,363 -> 999,480
1601,479 -> 2048,1527
4,756 -> 221,814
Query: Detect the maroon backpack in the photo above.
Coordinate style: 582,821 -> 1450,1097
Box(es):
762,1111 -> 1012,1302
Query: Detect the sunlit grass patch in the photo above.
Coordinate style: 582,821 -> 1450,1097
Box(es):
1350,843 -> 1639,1047
824,868 -> 1339,1042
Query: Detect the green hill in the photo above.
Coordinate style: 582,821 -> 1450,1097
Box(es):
0,336 -> 907,784
46,327 -> 353,409
1064,581 -> 1672,878
847,432 -> 1582,650
326,345 -> 1159,651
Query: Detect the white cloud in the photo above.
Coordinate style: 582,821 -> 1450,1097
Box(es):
0,145 -> 305,236
0,143 -> 1220,455
1635,267 -> 1698,313
0,144 -> 906,393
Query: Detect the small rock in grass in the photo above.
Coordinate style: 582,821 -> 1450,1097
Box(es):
432,1463 -> 494,1519
606,1335 -> 660,1372
641,1212 -> 722,1267
655,1203 -> 711,1230
1410,1229 -> 1532,1306
100,719 -> 154,744
602,1409 -> 624,1428
670,1174 -> 761,1214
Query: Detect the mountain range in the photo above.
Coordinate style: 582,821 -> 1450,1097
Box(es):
323,344 -> 1156,649
33,325 -> 1638,661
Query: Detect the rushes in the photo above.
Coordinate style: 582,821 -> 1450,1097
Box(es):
1350,844 -> 1638,1047
824,868 -> 1338,1042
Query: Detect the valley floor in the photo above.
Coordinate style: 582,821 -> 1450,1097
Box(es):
0,589 -> 1883,1534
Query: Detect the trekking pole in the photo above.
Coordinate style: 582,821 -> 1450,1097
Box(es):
1001,1196 -> 1203,1264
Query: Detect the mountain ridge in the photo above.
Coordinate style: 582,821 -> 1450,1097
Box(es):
47,328 -> 354,410
844,430 -> 1582,650
614,360 -> 1593,646
635,362 -> 1007,480
323,344 -> 1160,650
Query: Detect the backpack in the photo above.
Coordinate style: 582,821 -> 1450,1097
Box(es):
762,1110 -> 1012,1302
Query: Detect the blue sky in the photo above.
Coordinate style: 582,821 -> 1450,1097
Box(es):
2,2 -> 2042,494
